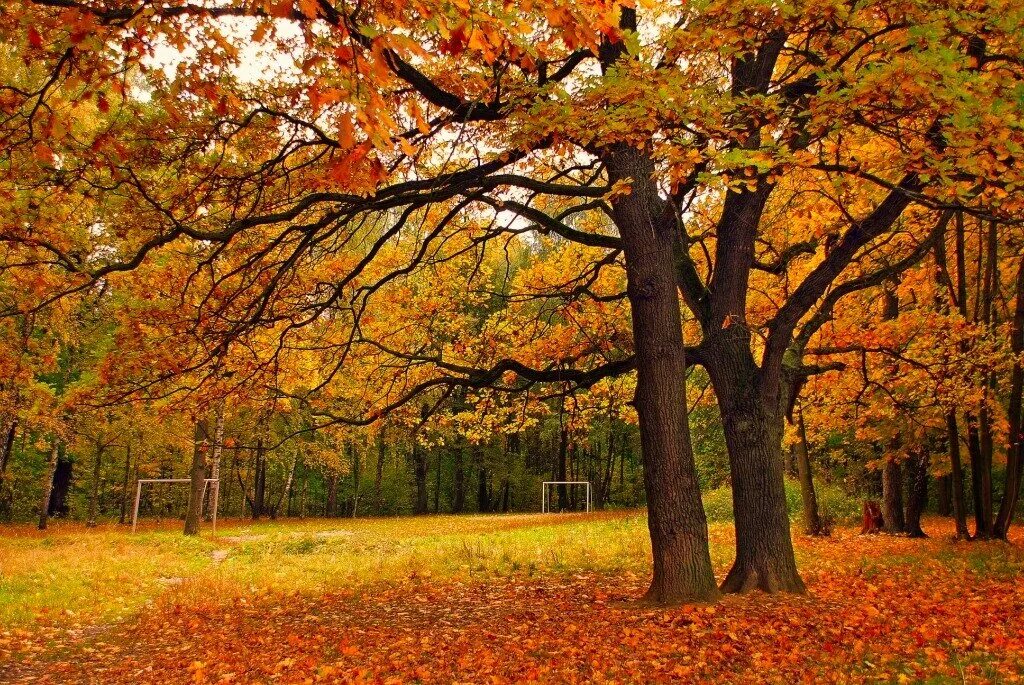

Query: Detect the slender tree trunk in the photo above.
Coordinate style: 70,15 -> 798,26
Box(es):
947,412 -> 972,539
556,424 -> 568,510
905,448 -> 929,538
452,443 -> 465,514
0,419 -> 17,520
432,449 -> 441,514
252,440 -> 266,520
38,441 -> 59,530
881,458 -> 906,534
996,255 -> 1024,538
966,419 -> 992,539
374,432 -> 386,515
412,438 -> 428,515
477,465 -> 489,513
795,405 -> 823,536
204,401 -> 225,521
272,452 -> 297,519
119,440 -> 132,524
325,470 -> 337,517
500,478 -> 510,513
184,420 -> 210,535
351,443 -> 361,517
607,145 -> 718,603
86,443 -> 105,528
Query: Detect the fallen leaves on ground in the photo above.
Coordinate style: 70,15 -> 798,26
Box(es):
4,519 -> 1024,684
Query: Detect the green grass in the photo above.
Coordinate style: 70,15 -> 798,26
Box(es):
0,511 -> 653,627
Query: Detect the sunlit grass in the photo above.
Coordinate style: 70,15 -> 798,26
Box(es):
0,511 -> 651,626
2,510 -> 1021,632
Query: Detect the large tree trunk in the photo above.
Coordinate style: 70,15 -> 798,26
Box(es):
607,145 -> 718,603
881,458 -> 906,534
38,441 -> 59,530
794,405 -> 823,536
904,448 -> 929,538
184,419 -> 210,536
712,367 -> 804,594
86,443 -> 105,528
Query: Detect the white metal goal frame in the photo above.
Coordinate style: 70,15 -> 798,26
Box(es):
541,481 -> 592,513
131,478 -> 220,533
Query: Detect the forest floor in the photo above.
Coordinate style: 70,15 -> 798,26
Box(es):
1,512 -> 1023,684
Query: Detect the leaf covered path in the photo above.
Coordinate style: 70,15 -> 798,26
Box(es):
4,517 -> 1024,683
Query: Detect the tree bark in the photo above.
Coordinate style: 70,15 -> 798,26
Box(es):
374,431 -> 386,515
881,458 -> 906,534
86,443 -> 105,528
995,255 -> 1024,538
946,412 -> 972,539
795,404 -> 823,536
184,419 -> 210,536
412,437 -> 428,515
252,439 -> 267,519
452,443 -> 465,514
904,448 -> 929,538
325,470 -> 337,517
38,441 -> 59,530
556,423 -> 569,510
119,440 -> 132,524
712,367 -> 804,594
966,418 -> 992,539
606,144 -> 718,603
432,448 -> 441,514
0,419 -> 17,520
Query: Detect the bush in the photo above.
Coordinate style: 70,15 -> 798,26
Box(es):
701,479 -> 860,525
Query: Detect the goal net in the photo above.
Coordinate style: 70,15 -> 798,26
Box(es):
541,481 -> 592,513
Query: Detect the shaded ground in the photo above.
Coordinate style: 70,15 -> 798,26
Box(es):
3,515 -> 1024,683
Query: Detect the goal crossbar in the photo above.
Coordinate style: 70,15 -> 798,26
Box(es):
541,481 -> 592,513
131,478 -> 220,533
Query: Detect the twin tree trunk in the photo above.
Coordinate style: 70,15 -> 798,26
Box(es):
607,146 -> 718,603
704,341 -> 805,594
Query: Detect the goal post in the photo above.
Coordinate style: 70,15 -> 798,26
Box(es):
131,478 -> 220,533
541,481 -> 592,513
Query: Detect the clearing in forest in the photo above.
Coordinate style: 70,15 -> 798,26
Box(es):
2,512 -> 1024,684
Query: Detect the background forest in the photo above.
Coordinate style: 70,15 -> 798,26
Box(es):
1,214 -> 1018,539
